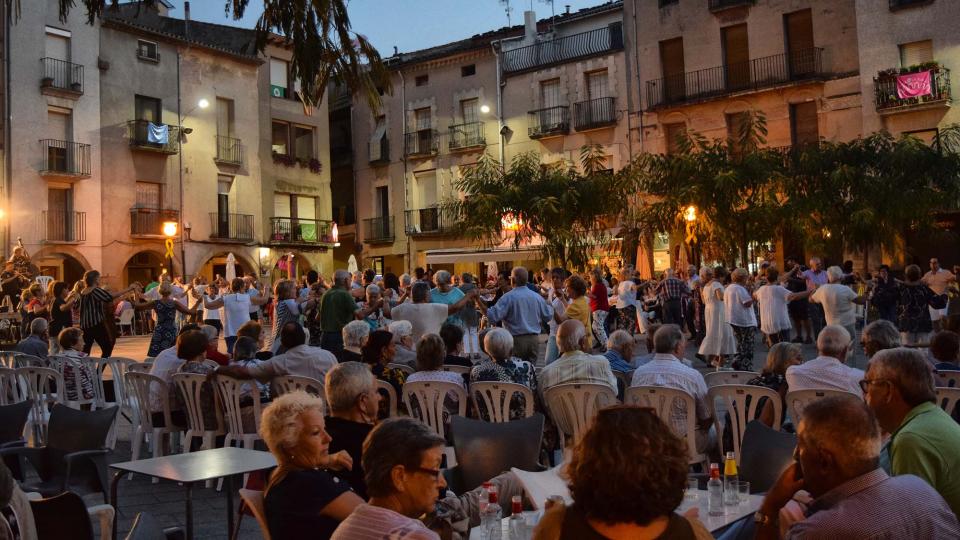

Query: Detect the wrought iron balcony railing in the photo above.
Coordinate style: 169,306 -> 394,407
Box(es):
448,122 -> 486,150
646,48 -> 825,109
708,0 -> 756,11
208,213 -> 254,241
363,216 -> 395,243
528,106 -> 570,138
404,129 -> 439,157
874,66 -> 951,112
40,57 -> 83,94
369,135 -> 389,164
889,0 -> 933,10
269,217 -> 335,244
41,211 -> 86,243
502,23 -> 624,75
573,97 -> 617,131
405,207 -> 458,236
39,139 -> 91,177
127,120 -> 181,154
215,135 -> 243,165
130,207 -> 179,236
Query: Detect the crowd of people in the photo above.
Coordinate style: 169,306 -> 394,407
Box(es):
4,254 -> 960,539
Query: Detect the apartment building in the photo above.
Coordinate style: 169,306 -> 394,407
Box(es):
352,2 -> 627,276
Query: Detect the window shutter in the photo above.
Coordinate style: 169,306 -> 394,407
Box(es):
900,40 -> 933,68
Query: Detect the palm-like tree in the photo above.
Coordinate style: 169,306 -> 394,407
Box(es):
10,0 -> 390,109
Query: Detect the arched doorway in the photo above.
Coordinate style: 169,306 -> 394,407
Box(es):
34,252 -> 87,285
197,252 -> 256,282
269,251 -> 311,283
124,251 -> 166,288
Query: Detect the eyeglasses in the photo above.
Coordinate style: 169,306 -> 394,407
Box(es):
859,378 -> 891,393
410,466 -> 443,480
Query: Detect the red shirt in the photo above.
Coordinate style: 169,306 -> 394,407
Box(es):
206,344 -> 229,366
590,282 -> 610,312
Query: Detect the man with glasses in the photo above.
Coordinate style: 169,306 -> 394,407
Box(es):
922,258 -> 955,331
862,347 -> 960,518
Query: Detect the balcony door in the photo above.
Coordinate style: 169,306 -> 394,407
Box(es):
44,28 -> 72,88
415,171 -> 438,232
586,70 -> 610,124
375,186 -> 390,238
216,98 -> 236,161
46,108 -> 72,173
48,187 -> 73,242
217,176 -> 232,238
722,24 -> 750,91
790,102 -> 819,147
659,37 -> 685,102
785,9 -> 815,77
414,108 -> 432,153
539,78 -> 562,129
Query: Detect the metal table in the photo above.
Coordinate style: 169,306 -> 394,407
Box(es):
109,447 -> 277,540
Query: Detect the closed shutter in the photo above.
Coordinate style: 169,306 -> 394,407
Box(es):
415,108 -> 432,130
269,58 -> 288,98
587,70 -> 609,100
660,38 -> 685,101
45,31 -> 69,61
296,196 -> 316,220
274,193 -> 291,218
416,171 -> 438,208
664,123 -> 685,155
900,40 -> 933,68
540,79 -> 561,108
791,102 -> 819,146
47,108 -> 70,141
785,9 -> 815,75
461,99 -> 479,124
216,98 -> 234,137
726,112 -> 750,155
722,24 -> 750,90
136,182 -> 161,209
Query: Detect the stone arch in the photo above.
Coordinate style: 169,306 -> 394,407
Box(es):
122,250 -> 168,287
31,246 -> 90,285
194,248 -> 259,282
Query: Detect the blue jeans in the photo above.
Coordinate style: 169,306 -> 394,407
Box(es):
545,335 -> 559,365
225,335 -> 237,355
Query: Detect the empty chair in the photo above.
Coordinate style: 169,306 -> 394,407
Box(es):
117,308 -> 135,336
172,373 -> 223,453
271,374 -> 324,398
17,366 -> 63,445
387,362 -> 415,376
13,353 -> 46,369
707,384 -> 782,464
214,376 -> 262,451
125,371 -> 183,470
738,420 -> 798,493
0,400 -> 33,483
376,379 -> 398,417
704,370 -> 760,387
625,385 -> 706,467
402,380 -> 467,439
936,370 -> 960,388
935,387 -> 960,416
29,491 -> 97,540
470,381 -> 534,422
786,388 -> 859,424
0,366 -> 22,405
448,414 -> 544,493
543,383 -> 618,447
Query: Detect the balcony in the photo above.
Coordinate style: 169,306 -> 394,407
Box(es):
41,211 -> 86,243
405,207 -> 458,236
39,140 -> 91,178
127,120 -> 181,154
208,213 -> 254,242
269,217 -> 335,246
502,23 -> 623,76
708,0 -> 755,12
214,135 -> 243,165
40,57 -> 83,97
889,0 -> 934,10
874,66 -> 951,114
646,48 -> 825,110
528,106 -> 570,139
363,216 -> 394,243
130,207 -> 179,236
448,122 -> 486,150
369,135 -> 389,164
573,97 -> 617,131
404,129 -> 438,157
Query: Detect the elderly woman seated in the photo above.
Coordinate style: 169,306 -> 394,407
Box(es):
261,391 -> 364,539
388,319 -> 417,369
406,334 -> 465,388
469,328 -> 538,421
340,320 -> 369,363
533,405 -> 712,539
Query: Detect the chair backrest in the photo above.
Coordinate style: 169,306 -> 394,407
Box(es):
54,355 -> 96,409
239,489 -> 272,540
92,357 -> 135,409
387,363 -> 415,376
35,275 -> 54,290
707,384 -> 782,464
376,379 -> 398,417
402,380 -> 467,438
625,385 -> 701,464
544,383 -> 619,446
0,350 -> 18,368
450,414 -> 545,493
0,400 -> 31,444
47,403 -> 119,452
172,373 -> 218,434
936,370 -> 960,388
118,308 -> 135,325
786,389 -> 859,424
739,420 -> 797,493
125,371 -> 171,431
0,366 -> 23,405
14,353 -> 46,369
470,381 -> 534,422
214,376 -> 261,437
29,491 -> 95,540
935,387 -> 960,416
126,362 -> 153,373
441,365 -> 472,376
271,375 -> 324,398
17,366 -> 63,442
201,359 -> 220,370
704,370 -> 761,387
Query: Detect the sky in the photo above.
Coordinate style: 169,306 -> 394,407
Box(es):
166,0 -> 606,55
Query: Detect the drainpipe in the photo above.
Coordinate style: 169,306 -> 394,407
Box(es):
177,2 -> 190,278
398,68 -> 410,272
3,3 -> 10,260
492,39 -> 506,167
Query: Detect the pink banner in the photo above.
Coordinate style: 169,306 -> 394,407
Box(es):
896,70 -> 932,99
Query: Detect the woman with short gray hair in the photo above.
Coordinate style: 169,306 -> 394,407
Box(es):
260,391 -> 363,539
341,320 -> 370,363
469,327 -> 537,421
387,319 -> 417,368
406,334 -> 465,388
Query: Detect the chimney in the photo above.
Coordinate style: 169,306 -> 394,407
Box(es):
524,10 -> 537,42
393,46 -> 399,56
184,1 -> 190,20
184,1 -> 190,41
565,5 -> 571,14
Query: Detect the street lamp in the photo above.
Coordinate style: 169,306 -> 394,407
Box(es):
683,205 -> 697,223
163,221 -> 178,276
480,104 -> 491,114
197,98 -> 210,110
258,246 -> 271,277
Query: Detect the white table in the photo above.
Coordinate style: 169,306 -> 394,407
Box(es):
467,490 -> 763,539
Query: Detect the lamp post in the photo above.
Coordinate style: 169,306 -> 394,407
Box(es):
683,205 -> 699,267
163,220 -> 178,277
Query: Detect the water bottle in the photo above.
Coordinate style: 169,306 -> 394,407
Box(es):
481,484 -> 503,540
723,451 -> 739,506
708,463 -> 724,517
508,495 -> 528,540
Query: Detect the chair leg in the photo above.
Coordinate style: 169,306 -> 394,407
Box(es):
129,425 -> 144,480
231,500 -> 246,540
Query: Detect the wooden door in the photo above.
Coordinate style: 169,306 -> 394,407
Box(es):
722,24 -> 750,91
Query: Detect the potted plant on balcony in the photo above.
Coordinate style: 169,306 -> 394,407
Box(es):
70,81 -> 82,92
41,76 -> 54,88
272,151 -> 296,167
307,158 -> 322,174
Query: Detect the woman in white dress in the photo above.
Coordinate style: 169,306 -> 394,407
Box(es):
754,267 -> 813,346
698,266 -> 736,367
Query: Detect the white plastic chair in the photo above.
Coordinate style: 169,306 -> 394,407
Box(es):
126,362 -> 153,374
34,276 -> 54,291
238,489 -> 272,540
704,370 -> 760,387
544,383 -> 618,447
441,365 -> 472,376
387,363 -> 415,376
117,308 -> 136,336
377,379 -> 398,417
16,366 -> 63,445
0,367 -> 23,405
470,381 -> 534,422
785,389 -> 860,424
214,376 -> 262,451
625,385 -> 705,467
51,355 -> 97,410
13,353 -> 45,370
707,384 -> 782,465
125,371 -> 183,479
271,375 -> 324,398
172,373 -> 223,454
935,387 -> 960,416
402,380 -> 467,439
936,370 -> 960,388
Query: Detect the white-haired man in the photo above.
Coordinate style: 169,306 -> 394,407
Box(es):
539,319 -> 617,397
324,361 -> 382,499
809,265 -> 866,343
786,325 -> 864,396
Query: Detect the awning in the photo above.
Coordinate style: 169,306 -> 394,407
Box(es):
425,247 -> 543,264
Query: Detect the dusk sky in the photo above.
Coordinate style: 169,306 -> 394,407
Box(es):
165,0 -> 606,55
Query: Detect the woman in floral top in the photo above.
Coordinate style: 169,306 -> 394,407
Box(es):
361,329 -> 407,418
469,327 -> 538,421
57,327 -> 95,403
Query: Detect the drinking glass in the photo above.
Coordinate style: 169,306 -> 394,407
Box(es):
685,476 -> 699,501
735,481 -> 751,505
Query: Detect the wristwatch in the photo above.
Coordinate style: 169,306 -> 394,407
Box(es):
754,510 -> 776,526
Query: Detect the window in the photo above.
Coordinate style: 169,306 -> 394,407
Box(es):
272,120 -> 290,154
586,70 -> 609,100
273,193 -> 291,217
659,37 -> 685,101
273,193 -> 317,219
461,64 -> 476,77
900,40 -> 933,67
460,98 -> 479,124
663,122 -> 686,155
414,108 -> 431,131
375,186 -> 389,217
658,0 -> 679,6
47,107 -> 71,141
790,102 -> 819,147
217,175 -> 233,236
135,182 -> 162,209
540,78 -> 561,108
135,95 -> 162,122
270,58 -> 289,98
415,170 -> 438,209
784,9 -> 815,76
216,97 -> 234,137
293,126 -> 314,160
45,27 -> 70,61
722,24 -> 750,90
415,74 -> 429,86
725,111 -> 751,156
136,39 -> 159,61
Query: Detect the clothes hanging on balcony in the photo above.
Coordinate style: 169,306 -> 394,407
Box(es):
897,70 -> 932,99
147,122 -> 169,144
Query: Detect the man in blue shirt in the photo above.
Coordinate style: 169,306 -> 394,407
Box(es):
478,267 -> 553,364
602,330 -> 634,373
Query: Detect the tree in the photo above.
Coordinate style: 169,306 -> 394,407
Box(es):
12,0 -> 391,110
448,145 -> 634,269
